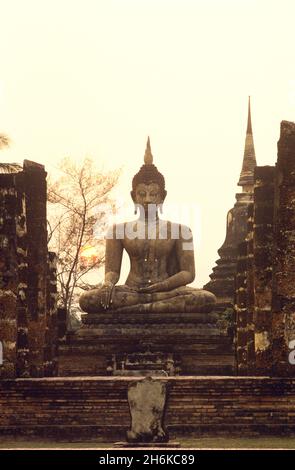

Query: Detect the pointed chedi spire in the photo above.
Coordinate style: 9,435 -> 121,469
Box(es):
238,96 -> 257,191
144,136 -> 153,165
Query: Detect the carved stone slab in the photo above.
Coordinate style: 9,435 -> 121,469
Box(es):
127,377 -> 169,443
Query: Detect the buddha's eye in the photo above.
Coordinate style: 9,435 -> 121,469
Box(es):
138,192 -> 146,197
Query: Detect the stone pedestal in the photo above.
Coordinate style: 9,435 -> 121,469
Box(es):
58,311 -> 235,376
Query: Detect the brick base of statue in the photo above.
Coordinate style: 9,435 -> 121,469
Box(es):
58,310 -> 235,376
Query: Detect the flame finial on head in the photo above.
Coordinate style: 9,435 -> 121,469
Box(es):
131,136 -> 166,197
144,136 -> 153,165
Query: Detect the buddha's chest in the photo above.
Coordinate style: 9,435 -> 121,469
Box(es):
123,237 -> 175,260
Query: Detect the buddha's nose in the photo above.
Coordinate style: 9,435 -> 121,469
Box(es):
143,197 -> 153,206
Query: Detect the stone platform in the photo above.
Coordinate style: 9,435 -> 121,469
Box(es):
58,311 -> 235,376
0,377 -> 295,439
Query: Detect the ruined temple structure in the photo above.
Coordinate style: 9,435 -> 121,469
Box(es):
204,97 -> 257,310
2,119 -> 295,440
235,120 -> 295,377
0,160 -> 58,378
203,102 -> 295,377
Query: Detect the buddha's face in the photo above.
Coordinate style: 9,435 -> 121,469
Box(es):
132,183 -> 165,213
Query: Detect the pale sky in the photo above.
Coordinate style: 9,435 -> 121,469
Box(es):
1,0 -> 295,287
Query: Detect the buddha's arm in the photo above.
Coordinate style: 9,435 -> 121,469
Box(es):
162,229 -> 195,290
101,226 -> 123,308
104,231 -> 123,285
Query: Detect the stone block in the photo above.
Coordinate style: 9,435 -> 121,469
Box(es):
127,376 -> 168,443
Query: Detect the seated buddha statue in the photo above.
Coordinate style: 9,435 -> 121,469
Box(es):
79,138 -> 216,314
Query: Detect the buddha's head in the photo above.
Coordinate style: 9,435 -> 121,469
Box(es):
131,138 -> 167,215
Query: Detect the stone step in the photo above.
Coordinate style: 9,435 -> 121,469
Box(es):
1,377 -> 295,438
82,311 -> 219,325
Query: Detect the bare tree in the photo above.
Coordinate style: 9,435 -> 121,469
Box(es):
47,157 -> 120,317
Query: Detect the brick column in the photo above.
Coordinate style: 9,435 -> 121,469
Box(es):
44,252 -> 58,376
272,121 -> 295,376
0,174 -> 18,378
253,166 -> 275,375
246,203 -> 255,374
235,240 -> 248,374
24,160 -> 48,377
15,173 -> 30,377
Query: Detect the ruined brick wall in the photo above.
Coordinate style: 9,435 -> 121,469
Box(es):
272,121 -> 295,376
44,252 -> 58,376
24,161 -> 48,377
235,240 -> 248,374
245,203 -> 255,373
235,203 -> 255,377
0,161 -> 58,378
235,122 -> 295,377
14,172 -> 30,377
253,166 -> 275,375
0,377 -> 295,438
0,174 -> 19,378
236,167 -> 277,375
